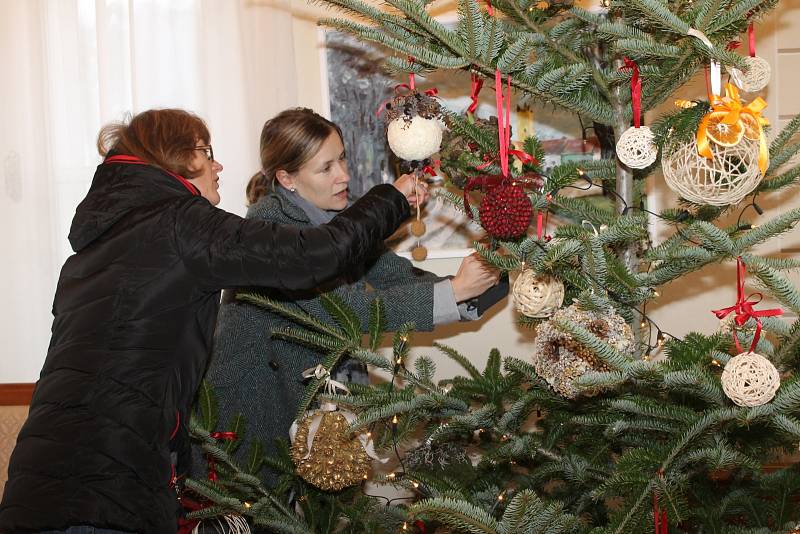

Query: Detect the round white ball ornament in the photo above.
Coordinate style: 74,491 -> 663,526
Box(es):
728,56 -> 771,93
661,136 -> 761,206
387,115 -> 443,162
616,126 -> 658,169
720,352 -> 780,407
512,271 -> 565,318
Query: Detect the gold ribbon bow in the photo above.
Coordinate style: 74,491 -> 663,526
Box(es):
696,83 -> 769,175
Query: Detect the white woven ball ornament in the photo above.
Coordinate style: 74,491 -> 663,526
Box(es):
662,136 -> 762,206
387,115 -> 443,161
720,352 -> 780,407
728,56 -> 771,93
512,270 -> 565,318
616,126 -> 658,169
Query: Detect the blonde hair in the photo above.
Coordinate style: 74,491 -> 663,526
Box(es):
246,108 -> 343,205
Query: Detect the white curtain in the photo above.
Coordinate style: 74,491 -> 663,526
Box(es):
0,0 -> 317,381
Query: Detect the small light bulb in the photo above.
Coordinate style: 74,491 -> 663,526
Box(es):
412,481 -> 420,488
711,359 -> 720,367
577,168 -> 585,176
244,502 -> 251,509
396,357 -> 403,365
403,522 -> 408,530
497,492 -> 505,501
640,321 -> 647,328
366,431 -> 372,438
388,472 -> 396,480
392,415 -> 399,425
653,290 -> 660,298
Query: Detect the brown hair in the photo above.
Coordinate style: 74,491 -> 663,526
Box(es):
246,108 -> 343,205
97,109 -> 211,178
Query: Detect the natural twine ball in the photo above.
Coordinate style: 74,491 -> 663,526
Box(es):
291,410 -> 372,491
728,56 -> 771,93
410,219 -> 426,237
532,303 -> 635,398
616,126 -> 658,169
412,245 -> 428,261
662,136 -> 762,206
720,352 -> 780,407
387,115 -> 443,161
512,270 -> 565,318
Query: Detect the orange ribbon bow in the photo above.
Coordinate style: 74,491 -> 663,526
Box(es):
696,83 -> 769,175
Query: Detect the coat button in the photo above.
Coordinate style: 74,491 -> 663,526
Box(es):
269,360 -> 279,370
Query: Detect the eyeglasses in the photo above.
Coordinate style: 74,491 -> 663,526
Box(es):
194,145 -> 214,162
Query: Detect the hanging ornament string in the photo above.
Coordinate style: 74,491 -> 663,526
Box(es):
620,57 -> 642,128
652,472 -> 668,534
302,364 -> 350,400
473,71 -> 535,170
712,256 -> 783,353
536,193 -> 551,240
483,69 -> 537,168
695,82 -> 770,174
468,72 -> 484,115
688,28 -> 722,99
748,23 -> 756,57
496,69 -> 512,177
462,70 -> 536,217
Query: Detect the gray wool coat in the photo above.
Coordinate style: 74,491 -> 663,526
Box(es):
198,190 -> 442,479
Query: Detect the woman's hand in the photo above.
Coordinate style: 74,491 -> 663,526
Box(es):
451,253 -> 502,303
393,173 -> 430,208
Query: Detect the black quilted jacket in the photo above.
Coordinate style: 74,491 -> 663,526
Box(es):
0,158 -> 408,533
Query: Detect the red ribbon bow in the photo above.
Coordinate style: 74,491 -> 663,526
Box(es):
620,57 -> 642,128
463,70 -> 538,219
473,70 -> 536,171
206,431 -> 238,482
468,72 -> 484,115
422,160 -> 440,177
712,257 -> 782,353
748,23 -> 756,57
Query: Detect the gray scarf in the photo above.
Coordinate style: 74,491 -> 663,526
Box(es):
277,185 -> 344,225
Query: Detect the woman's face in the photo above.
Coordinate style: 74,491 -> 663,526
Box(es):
187,141 -> 223,206
281,131 -> 350,211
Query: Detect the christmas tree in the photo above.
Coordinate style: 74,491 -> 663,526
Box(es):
187,0 -> 800,531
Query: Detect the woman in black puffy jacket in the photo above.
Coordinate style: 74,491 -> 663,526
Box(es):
0,109 -> 425,534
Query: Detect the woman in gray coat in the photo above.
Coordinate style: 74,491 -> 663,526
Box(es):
201,108 -> 500,482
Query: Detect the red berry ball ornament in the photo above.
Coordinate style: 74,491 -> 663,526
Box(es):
478,183 -> 533,239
